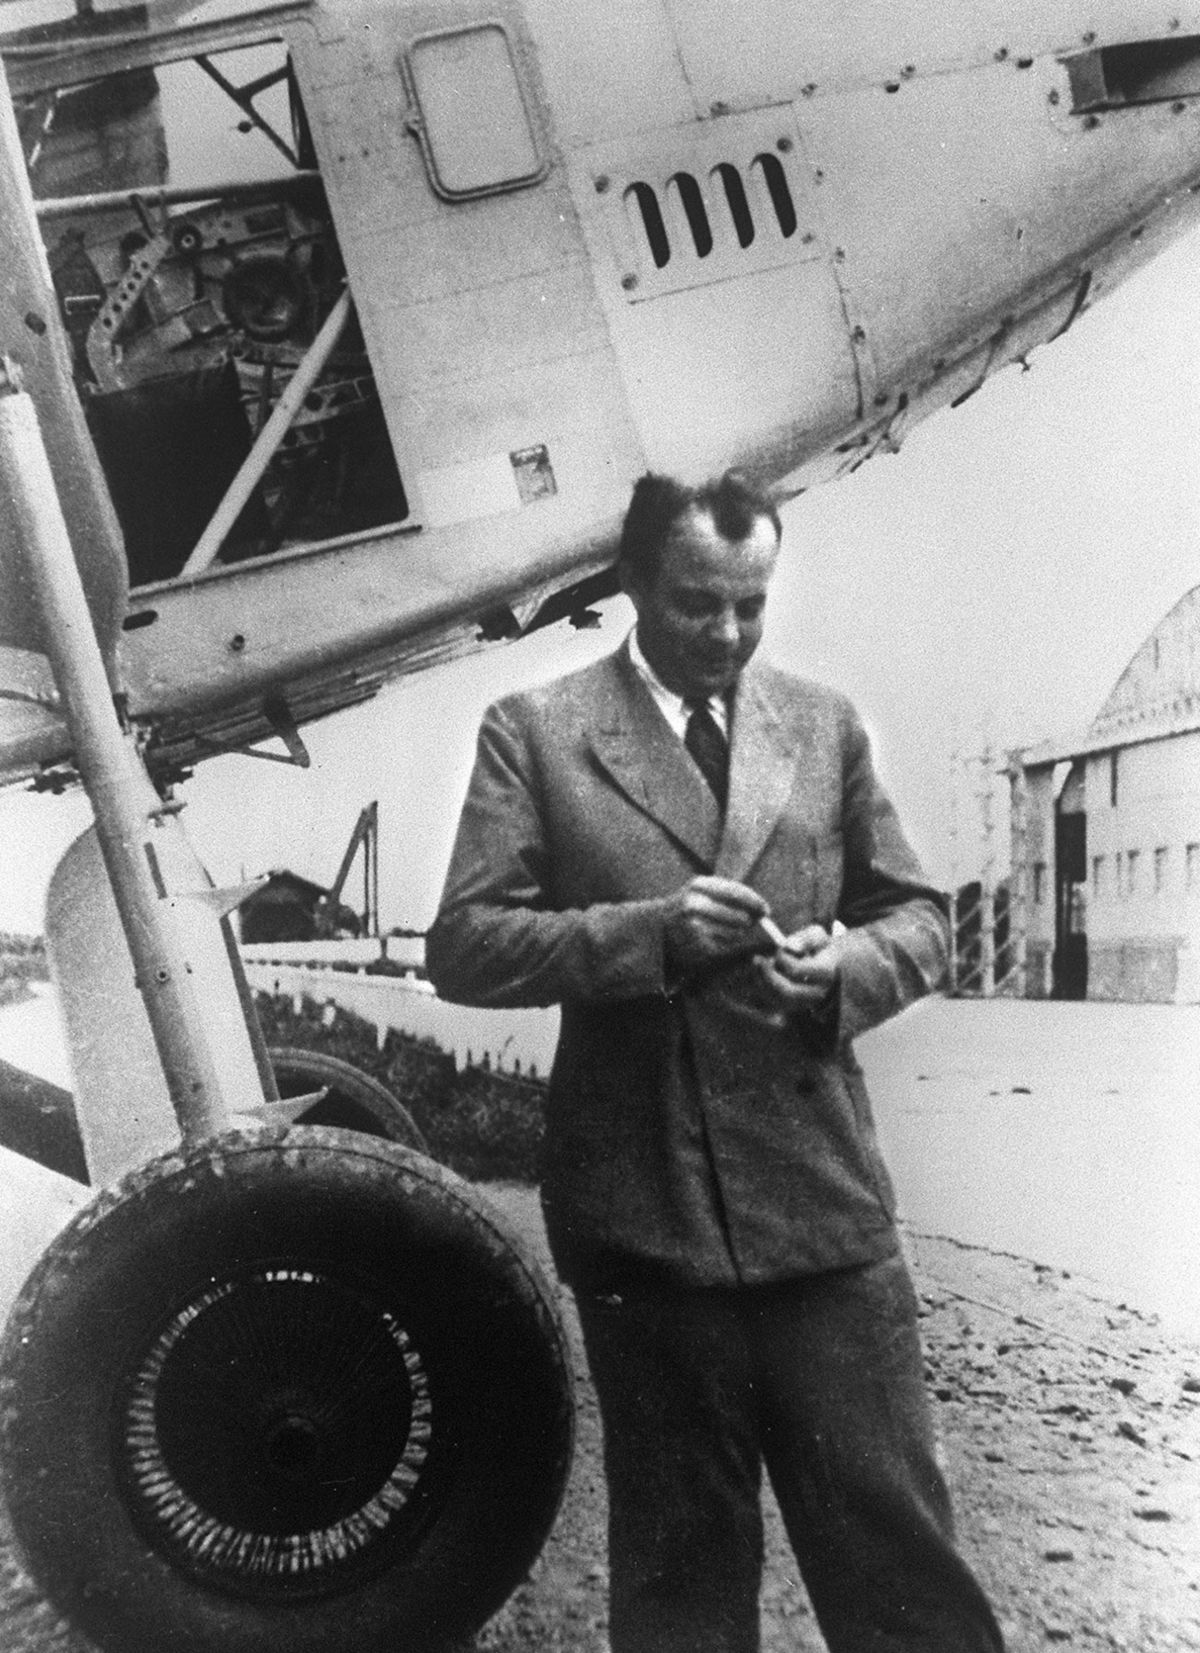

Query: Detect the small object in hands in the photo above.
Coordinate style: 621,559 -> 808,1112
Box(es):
756,914 -> 788,950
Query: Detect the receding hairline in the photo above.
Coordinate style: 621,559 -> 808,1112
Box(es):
664,499 -> 782,548
617,469 -> 782,587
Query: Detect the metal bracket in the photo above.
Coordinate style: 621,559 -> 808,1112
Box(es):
263,694 -> 311,767
256,1088 -> 328,1126
192,696 -> 312,768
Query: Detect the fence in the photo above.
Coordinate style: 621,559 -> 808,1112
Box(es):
240,943 -> 559,1077
947,743 -> 1026,997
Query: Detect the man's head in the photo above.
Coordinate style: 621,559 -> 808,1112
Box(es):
617,470 -> 782,701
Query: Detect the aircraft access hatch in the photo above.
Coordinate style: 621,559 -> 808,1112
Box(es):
7,14 -> 409,589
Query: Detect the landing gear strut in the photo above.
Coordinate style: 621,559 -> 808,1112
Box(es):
0,371 -> 574,1651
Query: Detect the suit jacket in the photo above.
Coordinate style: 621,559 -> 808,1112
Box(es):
426,645 -> 949,1289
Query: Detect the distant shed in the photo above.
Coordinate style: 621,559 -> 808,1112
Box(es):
238,870 -> 360,945
1013,585 -> 1200,1002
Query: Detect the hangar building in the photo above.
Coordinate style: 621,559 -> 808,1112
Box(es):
1012,584 -> 1200,1003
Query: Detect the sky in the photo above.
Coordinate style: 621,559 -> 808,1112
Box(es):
3,216 -> 1200,935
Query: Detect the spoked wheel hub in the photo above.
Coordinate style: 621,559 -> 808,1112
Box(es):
121,1266 -> 437,1596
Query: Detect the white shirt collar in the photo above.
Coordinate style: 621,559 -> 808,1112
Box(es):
627,628 -> 729,741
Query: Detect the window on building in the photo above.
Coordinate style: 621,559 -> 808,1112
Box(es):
1109,750 -> 1119,809
1154,846 -> 1169,895
1033,862 -> 1047,904
1115,850 -> 1124,895
1187,842 -> 1200,892
1126,848 -> 1140,896
1091,855 -> 1105,899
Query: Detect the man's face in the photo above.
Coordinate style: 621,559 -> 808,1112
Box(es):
627,505 -> 780,700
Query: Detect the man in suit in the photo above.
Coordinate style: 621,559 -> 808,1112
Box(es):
426,471 -> 1005,1653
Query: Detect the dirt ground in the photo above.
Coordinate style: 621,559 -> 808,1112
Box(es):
478,1191 -> 1200,1653
2,1184 -> 1197,1653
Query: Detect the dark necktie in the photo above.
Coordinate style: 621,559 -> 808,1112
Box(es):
684,698 -> 729,809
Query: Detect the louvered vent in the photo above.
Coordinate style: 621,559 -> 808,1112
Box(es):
625,153 -> 798,270
579,114 -> 819,303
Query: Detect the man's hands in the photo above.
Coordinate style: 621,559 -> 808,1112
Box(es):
662,876 -> 772,974
752,923 -> 839,1030
662,883 -> 839,1029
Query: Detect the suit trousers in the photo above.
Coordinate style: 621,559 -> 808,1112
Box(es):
574,1253 -> 1005,1653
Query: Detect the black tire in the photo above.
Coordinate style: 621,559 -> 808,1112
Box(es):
268,1045 -> 428,1152
0,1126 -> 574,1653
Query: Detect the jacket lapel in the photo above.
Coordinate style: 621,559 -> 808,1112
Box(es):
587,651 -> 723,868
717,667 -> 805,882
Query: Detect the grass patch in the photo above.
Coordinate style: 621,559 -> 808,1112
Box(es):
254,993 -> 547,1185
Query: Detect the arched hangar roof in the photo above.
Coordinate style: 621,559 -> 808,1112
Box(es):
1090,583 -> 1200,744
1018,583 -> 1200,767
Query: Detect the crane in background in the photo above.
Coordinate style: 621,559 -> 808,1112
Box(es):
316,799 -> 378,940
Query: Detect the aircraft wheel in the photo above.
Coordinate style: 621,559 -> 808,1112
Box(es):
268,1045 -> 428,1151
0,1126 -> 574,1653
